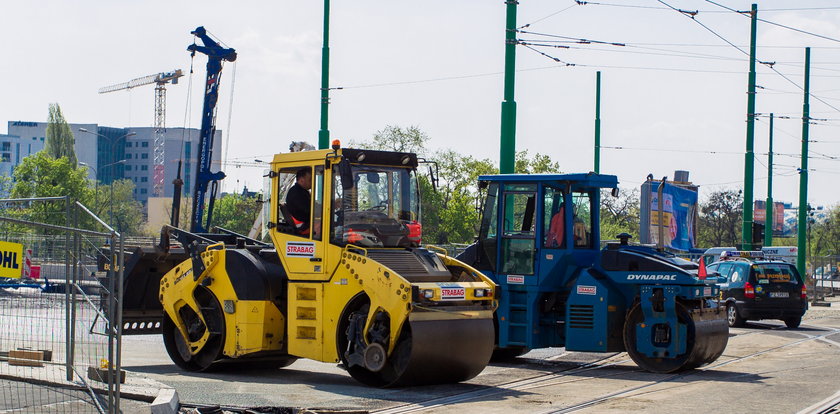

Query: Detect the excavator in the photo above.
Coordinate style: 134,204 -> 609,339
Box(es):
111,27 -> 497,387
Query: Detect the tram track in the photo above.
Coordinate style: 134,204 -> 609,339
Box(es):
545,325 -> 840,413
373,321 -> 837,414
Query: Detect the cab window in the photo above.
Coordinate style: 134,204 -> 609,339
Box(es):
572,192 -> 592,248
501,184 -> 536,275
543,186 -> 565,249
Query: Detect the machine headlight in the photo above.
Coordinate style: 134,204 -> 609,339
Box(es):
474,288 -> 492,298
422,289 -> 435,299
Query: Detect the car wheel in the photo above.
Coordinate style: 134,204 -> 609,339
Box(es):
727,303 -> 745,328
784,317 -> 801,329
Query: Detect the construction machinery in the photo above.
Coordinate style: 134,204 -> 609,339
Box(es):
110,28 -> 496,387
99,69 -> 184,197
457,173 -> 729,373
117,144 -> 497,386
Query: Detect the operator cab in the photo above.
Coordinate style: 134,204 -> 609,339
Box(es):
470,173 -> 617,285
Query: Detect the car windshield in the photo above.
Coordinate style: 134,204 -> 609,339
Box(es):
750,263 -> 801,285
331,164 -> 421,248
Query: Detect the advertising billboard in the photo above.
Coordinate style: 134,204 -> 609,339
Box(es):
640,181 -> 699,251
753,200 -> 785,234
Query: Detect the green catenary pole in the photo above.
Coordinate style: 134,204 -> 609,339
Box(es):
595,71 -> 601,174
765,113 -> 774,247
499,0 -> 518,174
742,3 -> 758,250
797,47 -> 811,277
318,0 -> 331,150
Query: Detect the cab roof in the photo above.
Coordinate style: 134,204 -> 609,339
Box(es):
271,148 -> 418,167
478,173 -> 618,189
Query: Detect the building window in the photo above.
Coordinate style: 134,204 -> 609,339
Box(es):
141,153 -> 148,159
1,142 -> 10,151
40,137 -> 45,141
141,142 -> 149,148
126,142 -> 132,148
32,137 -> 37,141
140,177 -> 148,182
141,165 -> 148,171
140,188 -> 147,194
1,153 -> 10,163
124,165 -> 131,171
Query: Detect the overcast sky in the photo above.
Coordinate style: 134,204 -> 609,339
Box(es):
3,1 -> 840,206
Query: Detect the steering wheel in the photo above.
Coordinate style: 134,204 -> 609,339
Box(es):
367,200 -> 389,212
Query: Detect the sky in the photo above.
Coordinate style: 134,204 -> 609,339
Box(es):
2,0 -> 840,207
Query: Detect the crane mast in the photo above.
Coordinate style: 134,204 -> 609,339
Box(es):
185,26 -> 236,233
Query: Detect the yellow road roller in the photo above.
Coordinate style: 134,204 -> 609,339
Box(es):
140,144 -> 497,386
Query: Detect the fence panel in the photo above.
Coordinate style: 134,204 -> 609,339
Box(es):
0,197 -> 122,414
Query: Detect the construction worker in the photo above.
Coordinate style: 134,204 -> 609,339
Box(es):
286,168 -> 312,235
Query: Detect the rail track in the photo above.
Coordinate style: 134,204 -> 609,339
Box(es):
372,321 -> 840,414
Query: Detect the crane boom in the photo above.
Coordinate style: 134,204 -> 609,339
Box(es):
98,70 -> 183,94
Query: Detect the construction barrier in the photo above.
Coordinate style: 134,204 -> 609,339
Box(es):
0,196 -> 124,414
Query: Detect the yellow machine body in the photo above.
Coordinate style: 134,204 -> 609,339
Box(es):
158,147 -> 498,386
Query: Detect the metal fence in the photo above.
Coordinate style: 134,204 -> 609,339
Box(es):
0,196 -> 123,414
810,255 -> 840,301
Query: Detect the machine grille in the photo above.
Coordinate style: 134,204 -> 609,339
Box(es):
568,305 -> 594,329
366,250 -> 451,281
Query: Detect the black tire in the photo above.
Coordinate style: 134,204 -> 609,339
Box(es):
784,317 -> 802,329
727,303 -> 745,328
491,346 -> 530,361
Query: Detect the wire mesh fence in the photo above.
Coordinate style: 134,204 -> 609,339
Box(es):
0,197 -> 123,414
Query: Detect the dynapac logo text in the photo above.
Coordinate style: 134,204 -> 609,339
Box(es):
626,274 -> 678,281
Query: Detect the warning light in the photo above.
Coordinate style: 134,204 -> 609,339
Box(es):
331,139 -> 341,150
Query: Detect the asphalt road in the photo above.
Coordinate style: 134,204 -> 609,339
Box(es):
118,303 -> 840,413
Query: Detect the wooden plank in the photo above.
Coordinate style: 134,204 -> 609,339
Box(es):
8,350 -> 44,367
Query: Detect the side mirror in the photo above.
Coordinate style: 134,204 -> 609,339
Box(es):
339,158 -> 354,190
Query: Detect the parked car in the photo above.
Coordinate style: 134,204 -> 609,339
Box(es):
708,251 -> 808,329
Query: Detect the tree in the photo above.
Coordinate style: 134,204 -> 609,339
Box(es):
600,188 -> 640,241
515,150 -> 561,174
355,125 -> 430,156
352,125 -> 564,245
211,194 -> 263,235
44,103 -> 77,166
697,189 -> 743,248
91,179 -> 146,235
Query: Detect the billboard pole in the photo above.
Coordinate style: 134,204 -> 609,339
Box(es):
765,113 -> 774,247
742,3 -> 758,250
797,47 -> 811,278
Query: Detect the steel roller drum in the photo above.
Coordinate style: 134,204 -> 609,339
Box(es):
348,312 -> 495,387
624,302 -> 729,373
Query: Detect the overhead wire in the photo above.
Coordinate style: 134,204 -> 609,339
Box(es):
518,4 -> 578,29
705,0 -> 840,44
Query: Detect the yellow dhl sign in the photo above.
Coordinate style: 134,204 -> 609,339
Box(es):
0,241 -> 23,279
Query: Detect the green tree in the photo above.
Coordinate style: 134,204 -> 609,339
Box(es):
44,103 -> 77,166
212,194 -> 263,235
697,189 -> 743,248
9,152 -> 91,229
600,188 -> 640,241
91,179 -> 146,235
354,125 -> 430,156
515,150 -> 561,174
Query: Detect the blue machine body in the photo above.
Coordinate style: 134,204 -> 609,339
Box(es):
459,173 -> 728,371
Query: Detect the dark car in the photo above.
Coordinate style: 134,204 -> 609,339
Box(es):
708,254 -> 808,328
